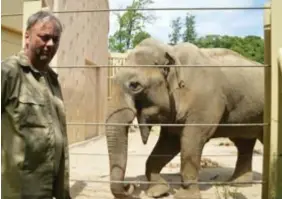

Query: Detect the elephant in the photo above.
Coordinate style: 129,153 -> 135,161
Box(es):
105,37 -> 264,199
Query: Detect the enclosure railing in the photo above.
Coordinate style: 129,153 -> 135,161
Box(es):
1,0 -> 282,198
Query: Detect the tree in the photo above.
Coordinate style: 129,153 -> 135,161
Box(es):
195,34 -> 222,48
166,13 -> 264,63
195,35 -> 264,63
132,31 -> 151,47
242,36 -> 264,63
109,0 -> 156,52
182,13 -> 197,43
168,17 -> 182,45
108,14 -> 128,52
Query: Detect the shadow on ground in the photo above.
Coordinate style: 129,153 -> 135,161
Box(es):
124,167 -> 262,199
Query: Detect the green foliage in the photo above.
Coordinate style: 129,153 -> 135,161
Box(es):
168,17 -> 182,45
195,35 -> 264,63
168,12 -> 197,45
132,31 -> 151,47
167,14 -> 264,63
109,0 -> 156,52
182,13 -> 197,43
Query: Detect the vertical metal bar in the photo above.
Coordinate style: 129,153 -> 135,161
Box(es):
275,47 -> 282,199
262,2 -> 271,199
268,0 -> 282,198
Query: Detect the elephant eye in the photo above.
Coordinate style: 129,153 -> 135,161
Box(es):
128,81 -> 143,93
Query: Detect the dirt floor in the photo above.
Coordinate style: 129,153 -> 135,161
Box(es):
68,127 -> 263,199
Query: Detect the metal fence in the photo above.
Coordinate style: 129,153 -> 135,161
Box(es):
1,0 -> 282,198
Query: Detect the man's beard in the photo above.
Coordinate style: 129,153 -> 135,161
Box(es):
35,48 -> 51,62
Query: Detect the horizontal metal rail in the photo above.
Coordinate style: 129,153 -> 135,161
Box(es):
66,122 -> 268,127
49,64 -> 269,68
70,152 -> 263,157
1,6 -> 270,17
69,179 -> 264,185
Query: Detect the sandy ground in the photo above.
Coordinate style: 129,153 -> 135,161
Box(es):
68,127 -> 263,199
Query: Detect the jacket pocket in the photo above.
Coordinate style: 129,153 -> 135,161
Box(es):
17,94 -> 48,128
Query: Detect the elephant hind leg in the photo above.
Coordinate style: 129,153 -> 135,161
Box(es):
145,127 -> 180,198
229,138 -> 256,186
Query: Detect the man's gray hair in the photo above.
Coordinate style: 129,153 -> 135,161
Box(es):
26,10 -> 63,33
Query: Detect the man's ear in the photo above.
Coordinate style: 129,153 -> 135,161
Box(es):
25,30 -> 30,44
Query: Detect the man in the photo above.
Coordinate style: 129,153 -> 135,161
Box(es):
1,10 -> 71,199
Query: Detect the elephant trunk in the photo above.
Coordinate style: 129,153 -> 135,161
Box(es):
106,106 -> 136,198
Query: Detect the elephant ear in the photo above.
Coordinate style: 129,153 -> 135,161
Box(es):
165,51 -> 176,65
160,52 -> 176,78
163,51 -> 185,88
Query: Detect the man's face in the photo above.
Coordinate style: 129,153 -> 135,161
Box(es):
25,18 -> 61,65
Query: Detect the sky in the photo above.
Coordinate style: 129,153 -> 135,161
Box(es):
108,0 -> 267,43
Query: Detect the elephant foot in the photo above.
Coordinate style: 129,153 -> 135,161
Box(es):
228,171 -> 253,187
146,178 -> 170,198
124,183 -> 136,195
174,187 -> 201,199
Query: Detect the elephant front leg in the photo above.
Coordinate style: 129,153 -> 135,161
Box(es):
173,97 -> 225,199
145,127 -> 180,198
229,138 -> 256,186
174,128 -> 209,199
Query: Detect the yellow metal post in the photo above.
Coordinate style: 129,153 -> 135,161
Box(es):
276,47 -> 282,198
268,0 -> 282,198
262,1 -> 271,199
22,0 -> 42,47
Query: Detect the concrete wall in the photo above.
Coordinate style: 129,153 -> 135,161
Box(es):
1,0 -> 23,59
1,0 -> 23,31
47,0 -> 110,144
1,27 -> 22,59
